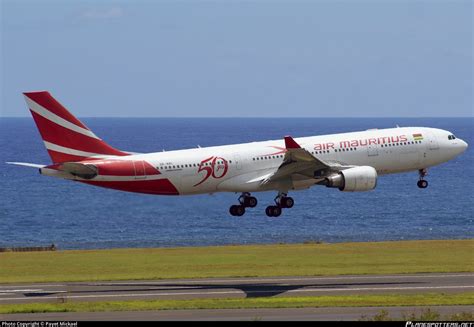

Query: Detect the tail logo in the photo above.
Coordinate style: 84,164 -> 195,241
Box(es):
23,91 -> 127,163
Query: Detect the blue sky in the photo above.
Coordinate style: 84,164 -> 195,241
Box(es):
1,0 -> 472,117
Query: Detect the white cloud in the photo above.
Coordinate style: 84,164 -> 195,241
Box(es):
82,7 -> 124,20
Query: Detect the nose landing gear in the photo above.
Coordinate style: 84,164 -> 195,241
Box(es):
265,192 -> 294,217
229,192 -> 258,216
417,169 -> 428,189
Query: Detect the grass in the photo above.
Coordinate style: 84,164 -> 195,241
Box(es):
361,308 -> 474,321
1,292 -> 473,314
1,239 -> 473,283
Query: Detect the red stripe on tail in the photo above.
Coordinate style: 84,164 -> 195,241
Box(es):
30,110 -> 126,156
24,91 -> 128,163
24,91 -> 89,129
47,150 -> 89,163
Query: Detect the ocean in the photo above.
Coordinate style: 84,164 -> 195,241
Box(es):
0,117 -> 472,249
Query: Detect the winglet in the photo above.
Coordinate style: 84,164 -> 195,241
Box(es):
284,136 -> 301,149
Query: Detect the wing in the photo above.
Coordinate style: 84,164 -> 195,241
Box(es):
261,136 -> 346,186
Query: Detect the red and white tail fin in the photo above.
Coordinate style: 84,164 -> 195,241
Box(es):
23,91 -> 128,163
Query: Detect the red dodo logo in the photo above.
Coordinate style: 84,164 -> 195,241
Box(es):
194,156 -> 228,187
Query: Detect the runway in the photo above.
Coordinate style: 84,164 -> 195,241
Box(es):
0,272 -> 472,304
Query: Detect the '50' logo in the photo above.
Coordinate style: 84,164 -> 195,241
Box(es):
193,156 -> 229,187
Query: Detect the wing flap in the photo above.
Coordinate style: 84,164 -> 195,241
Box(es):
262,136 -> 330,185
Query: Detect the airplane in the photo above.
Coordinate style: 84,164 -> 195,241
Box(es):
8,91 -> 468,217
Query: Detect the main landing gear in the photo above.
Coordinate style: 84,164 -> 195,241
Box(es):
417,168 -> 428,189
265,192 -> 294,218
229,192 -> 258,216
228,192 -> 294,217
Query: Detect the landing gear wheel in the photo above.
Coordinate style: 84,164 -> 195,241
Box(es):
243,196 -> 258,208
271,206 -> 282,217
229,205 -> 245,216
280,197 -> 294,209
231,193 -> 257,216
265,205 -> 282,217
265,206 -> 273,217
238,194 -> 258,208
417,180 -> 428,189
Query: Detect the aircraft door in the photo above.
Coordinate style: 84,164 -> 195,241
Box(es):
133,160 -> 146,179
367,143 -> 379,157
233,154 -> 243,170
426,131 -> 439,150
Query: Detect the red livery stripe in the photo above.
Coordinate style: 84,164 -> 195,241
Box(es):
31,111 -> 126,157
83,160 -> 161,176
80,179 -> 179,195
25,91 -> 128,163
24,91 -> 88,129
96,160 -> 135,176
143,161 -> 161,175
47,150 -> 89,163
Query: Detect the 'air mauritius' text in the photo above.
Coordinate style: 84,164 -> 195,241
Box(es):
314,135 -> 409,151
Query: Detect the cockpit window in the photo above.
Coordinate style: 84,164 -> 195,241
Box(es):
448,135 -> 456,140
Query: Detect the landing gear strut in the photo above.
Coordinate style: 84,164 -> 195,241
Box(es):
265,192 -> 294,217
417,168 -> 428,189
229,192 -> 258,216
239,192 -> 258,208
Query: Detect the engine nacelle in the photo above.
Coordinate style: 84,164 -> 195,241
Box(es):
324,166 -> 377,192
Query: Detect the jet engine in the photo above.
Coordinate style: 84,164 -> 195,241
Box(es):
324,166 -> 377,192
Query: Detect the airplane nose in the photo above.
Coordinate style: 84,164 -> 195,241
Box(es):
453,139 -> 468,155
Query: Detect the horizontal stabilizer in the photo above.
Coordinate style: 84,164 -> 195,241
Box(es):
6,162 -> 46,168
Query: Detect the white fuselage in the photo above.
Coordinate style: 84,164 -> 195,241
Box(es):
84,126 -> 464,195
